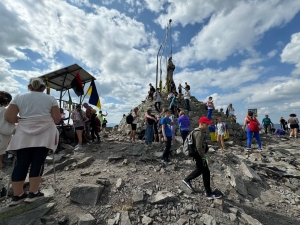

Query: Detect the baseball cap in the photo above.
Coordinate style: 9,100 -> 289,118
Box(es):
198,116 -> 212,124
29,77 -> 46,86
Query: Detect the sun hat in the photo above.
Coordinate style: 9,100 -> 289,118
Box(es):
29,77 -> 45,86
198,116 -> 212,124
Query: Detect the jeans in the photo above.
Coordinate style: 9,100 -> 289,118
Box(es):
184,99 -> 191,111
162,136 -> 172,160
207,109 -> 213,120
145,125 -> 154,144
247,128 -> 262,149
181,130 -> 189,145
185,153 -> 212,194
155,102 -> 161,112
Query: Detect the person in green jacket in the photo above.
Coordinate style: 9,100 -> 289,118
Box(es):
262,115 -> 273,134
97,111 -> 108,132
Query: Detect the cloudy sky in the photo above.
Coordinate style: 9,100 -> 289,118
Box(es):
1,0 -> 300,125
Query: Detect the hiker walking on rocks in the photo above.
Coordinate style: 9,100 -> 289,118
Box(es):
4,78 -> 61,206
102,118 -> 108,132
129,107 -> 139,144
90,109 -> 100,143
178,111 -> 190,145
243,111 -> 262,152
182,117 -> 221,199
154,88 -> 162,112
148,83 -> 155,101
0,91 -> 14,170
161,109 -> 173,164
73,104 -> 89,151
170,111 -> 178,142
262,115 -> 273,134
170,95 -> 179,117
215,117 -> 227,150
178,84 -> 183,99
183,86 -> 191,111
184,82 -> 190,90
144,108 -> 156,148
206,97 -> 214,120
287,114 -> 299,138
279,117 -> 287,131
83,103 -> 92,139
97,111 -> 108,132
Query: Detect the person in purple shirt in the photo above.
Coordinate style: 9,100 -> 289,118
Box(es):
177,111 -> 190,145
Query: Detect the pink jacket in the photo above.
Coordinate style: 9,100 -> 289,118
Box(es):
6,116 -> 59,154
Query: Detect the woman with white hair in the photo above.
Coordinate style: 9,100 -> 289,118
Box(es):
5,77 -> 60,206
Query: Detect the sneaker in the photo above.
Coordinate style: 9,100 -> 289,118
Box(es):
164,158 -> 172,165
206,192 -> 222,200
74,146 -> 83,151
257,149 -> 262,152
24,191 -> 44,203
9,192 -> 28,206
246,148 -> 251,152
182,180 -> 194,191
289,136 -> 292,138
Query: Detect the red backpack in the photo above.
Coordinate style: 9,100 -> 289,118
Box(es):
247,116 -> 260,132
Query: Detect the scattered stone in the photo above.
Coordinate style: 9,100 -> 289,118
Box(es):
116,178 -> 124,190
150,191 -> 177,204
77,157 -> 94,168
229,213 -> 237,222
200,214 -> 216,225
213,198 -> 223,211
142,215 -> 153,225
108,154 -> 124,161
77,213 -> 95,225
44,158 -> 76,175
120,211 -> 132,225
132,190 -> 144,204
70,184 -> 104,206
96,178 -> 110,186
240,162 -> 262,181
45,153 -> 65,164
226,166 -> 248,196
240,213 -> 262,225
122,159 -> 128,165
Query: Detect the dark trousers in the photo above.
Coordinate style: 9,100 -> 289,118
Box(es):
185,154 -> 212,194
181,130 -> 189,145
184,99 -> 191,111
12,147 -> 49,182
155,102 -> 161,112
91,124 -> 100,142
162,136 -> 172,160
264,124 -> 270,134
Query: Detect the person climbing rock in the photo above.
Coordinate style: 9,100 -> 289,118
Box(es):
206,97 -> 214,120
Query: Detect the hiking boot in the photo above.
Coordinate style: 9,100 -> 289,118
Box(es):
164,158 -> 172,164
182,180 -> 194,190
206,192 -> 222,200
24,191 -> 44,203
9,192 -> 28,207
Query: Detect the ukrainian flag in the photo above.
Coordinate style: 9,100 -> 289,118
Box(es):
87,80 -> 101,109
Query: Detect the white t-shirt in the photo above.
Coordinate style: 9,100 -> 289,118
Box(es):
184,91 -> 191,99
228,107 -> 235,116
132,111 -> 138,124
155,92 -> 162,102
11,92 -> 58,118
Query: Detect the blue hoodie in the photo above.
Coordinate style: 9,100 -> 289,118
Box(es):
177,115 -> 190,131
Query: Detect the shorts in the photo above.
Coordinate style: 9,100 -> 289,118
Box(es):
102,124 -> 107,128
290,124 -> 299,129
153,125 -> 158,134
75,126 -> 84,131
131,123 -> 137,131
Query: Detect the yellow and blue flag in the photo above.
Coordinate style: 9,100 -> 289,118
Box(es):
87,80 -> 101,109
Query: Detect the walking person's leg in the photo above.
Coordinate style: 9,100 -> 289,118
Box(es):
186,99 -> 190,111
155,102 -> 159,112
158,102 -> 161,111
246,129 -> 253,149
181,130 -> 188,145
202,159 -> 212,194
162,136 -> 172,161
207,109 -> 212,120
264,125 -> 268,134
217,135 -> 222,149
220,135 -> 226,150
76,129 -> 83,146
254,132 -> 262,150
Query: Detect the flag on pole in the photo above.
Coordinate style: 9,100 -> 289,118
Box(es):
71,72 -> 84,96
87,80 -> 101,109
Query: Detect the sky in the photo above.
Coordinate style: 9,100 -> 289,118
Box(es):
1,0 -> 300,125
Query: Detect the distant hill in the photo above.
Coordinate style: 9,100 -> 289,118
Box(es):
107,123 -> 118,127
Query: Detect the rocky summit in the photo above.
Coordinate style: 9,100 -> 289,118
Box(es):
1,95 -> 300,225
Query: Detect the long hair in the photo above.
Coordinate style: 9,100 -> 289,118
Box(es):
0,91 -> 12,106
76,105 -> 84,120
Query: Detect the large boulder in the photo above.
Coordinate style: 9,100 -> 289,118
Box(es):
70,184 -> 104,206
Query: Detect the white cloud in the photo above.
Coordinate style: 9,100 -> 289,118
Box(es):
281,32 -> 300,75
267,50 -> 277,58
170,0 -> 300,67
144,0 -> 167,13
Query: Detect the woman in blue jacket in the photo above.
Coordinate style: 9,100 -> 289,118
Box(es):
177,111 -> 190,145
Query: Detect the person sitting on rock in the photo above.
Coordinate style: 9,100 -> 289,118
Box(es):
206,97 -> 214,120
215,117 -> 227,150
182,117 -> 222,199
287,114 -> 299,139
243,111 -> 262,152
177,111 -> 190,145
262,115 -> 273,134
279,117 -> 287,131
4,78 -> 61,206
0,91 -> 15,170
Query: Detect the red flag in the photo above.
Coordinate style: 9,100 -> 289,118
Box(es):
71,72 -> 84,96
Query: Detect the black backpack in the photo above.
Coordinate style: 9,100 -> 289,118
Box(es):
126,114 -> 134,124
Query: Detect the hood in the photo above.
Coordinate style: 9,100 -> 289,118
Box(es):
18,116 -> 54,135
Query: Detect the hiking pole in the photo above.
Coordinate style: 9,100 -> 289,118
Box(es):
6,156 -> 16,199
52,152 -> 57,190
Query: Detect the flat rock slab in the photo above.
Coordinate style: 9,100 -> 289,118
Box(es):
240,162 -> 262,181
44,158 -> 76,175
2,202 -> 55,225
108,154 -> 124,161
70,184 -> 104,206
200,214 -> 216,225
240,213 -> 262,225
78,213 -> 95,225
132,190 -> 144,204
77,157 -> 94,168
226,166 -> 248,196
128,145 -> 147,156
150,191 -> 177,204
120,211 -> 132,225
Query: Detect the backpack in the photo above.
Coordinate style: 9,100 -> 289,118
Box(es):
247,116 -> 260,132
126,114 -> 134,124
183,129 -> 208,157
